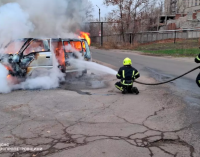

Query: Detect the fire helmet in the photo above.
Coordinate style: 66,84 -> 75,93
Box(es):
123,57 -> 132,66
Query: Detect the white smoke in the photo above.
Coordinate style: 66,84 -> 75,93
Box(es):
0,0 -> 92,93
66,44 -> 117,76
69,59 -> 117,76
0,64 -> 11,93
0,0 -> 116,93
0,0 -> 91,38
0,3 -> 34,48
12,52 -> 65,90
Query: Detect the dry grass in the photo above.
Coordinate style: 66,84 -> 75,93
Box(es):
136,39 -> 200,57
91,38 -> 200,57
92,41 -> 139,50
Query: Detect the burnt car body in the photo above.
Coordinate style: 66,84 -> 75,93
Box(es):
0,38 -> 91,78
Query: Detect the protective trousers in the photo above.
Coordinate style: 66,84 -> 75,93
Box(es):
196,73 -> 200,88
115,82 -> 132,93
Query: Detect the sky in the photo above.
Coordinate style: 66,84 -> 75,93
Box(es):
90,0 -> 115,20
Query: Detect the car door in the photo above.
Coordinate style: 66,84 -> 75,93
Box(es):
21,39 -> 53,75
63,40 -> 84,73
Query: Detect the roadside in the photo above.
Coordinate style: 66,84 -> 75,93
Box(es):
136,39 -> 200,57
92,39 -> 200,57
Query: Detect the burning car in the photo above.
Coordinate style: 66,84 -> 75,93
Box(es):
0,37 -> 92,78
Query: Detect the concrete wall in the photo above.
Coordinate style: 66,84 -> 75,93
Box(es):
134,31 -> 198,43
91,30 -> 200,45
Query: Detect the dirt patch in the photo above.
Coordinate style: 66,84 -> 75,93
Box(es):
3,104 -> 29,112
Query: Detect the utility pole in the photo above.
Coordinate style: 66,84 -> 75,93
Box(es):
96,5 -> 101,22
96,5 -> 102,46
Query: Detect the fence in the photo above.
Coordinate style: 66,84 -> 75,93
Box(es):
134,29 -> 200,44
89,28 -> 200,45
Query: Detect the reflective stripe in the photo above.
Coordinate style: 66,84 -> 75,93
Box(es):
122,70 -> 125,78
117,74 -> 121,77
135,72 -> 139,76
197,56 -> 200,61
115,85 -> 123,91
121,81 -> 133,86
121,82 -> 133,86
132,71 -> 135,78
199,80 -> 200,84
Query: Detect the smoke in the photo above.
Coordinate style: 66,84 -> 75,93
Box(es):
0,0 -> 117,93
12,53 -> 65,90
0,3 -> 34,48
0,0 -> 90,38
69,59 -> 117,76
0,64 -> 11,93
66,45 -> 117,76
0,0 -> 92,93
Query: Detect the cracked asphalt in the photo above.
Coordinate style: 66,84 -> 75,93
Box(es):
0,48 -> 200,157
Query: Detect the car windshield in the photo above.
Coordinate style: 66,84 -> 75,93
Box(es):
23,39 -> 49,56
4,40 -> 25,54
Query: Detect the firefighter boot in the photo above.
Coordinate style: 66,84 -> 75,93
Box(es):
122,87 -> 128,94
132,87 -> 139,95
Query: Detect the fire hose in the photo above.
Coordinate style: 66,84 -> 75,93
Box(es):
133,66 -> 200,86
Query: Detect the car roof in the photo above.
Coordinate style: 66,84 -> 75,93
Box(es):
51,38 -> 83,42
16,38 -> 85,42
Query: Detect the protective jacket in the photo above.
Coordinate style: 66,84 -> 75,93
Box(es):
195,54 -> 200,63
195,53 -> 200,88
116,65 -> 140,85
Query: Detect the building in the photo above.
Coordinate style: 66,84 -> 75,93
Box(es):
165,0 -> 200,14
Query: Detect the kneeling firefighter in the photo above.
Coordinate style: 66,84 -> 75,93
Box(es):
115,58 -> 140,94
195,53 -> 200,87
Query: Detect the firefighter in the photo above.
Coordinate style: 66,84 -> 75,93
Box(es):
115,57 -> 140,94
195,53 -> 200,87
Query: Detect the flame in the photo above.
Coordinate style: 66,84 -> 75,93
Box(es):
7,75 -> 11,79
5,66 -> 12,71
79,32 -> 91,46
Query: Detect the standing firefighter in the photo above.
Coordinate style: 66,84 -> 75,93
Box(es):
115,58 -> 140,94
195,53 -> 200,87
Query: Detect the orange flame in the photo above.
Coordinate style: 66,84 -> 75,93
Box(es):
5,66 -> 11,71
7,75 -> 11,79
79,32 -> 91,46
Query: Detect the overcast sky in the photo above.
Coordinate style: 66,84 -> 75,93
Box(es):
91,0 -> 115,19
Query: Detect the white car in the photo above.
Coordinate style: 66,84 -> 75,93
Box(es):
0,38 -> 92,78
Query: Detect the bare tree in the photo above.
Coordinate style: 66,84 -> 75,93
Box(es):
104,0 -> 132,41
103,0 -> 164,43
104,0 -> 160,41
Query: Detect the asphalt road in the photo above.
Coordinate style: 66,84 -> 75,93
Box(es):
1,49 -> 200,157
91,48 -> 200,105
0,73 -> 198,157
